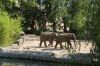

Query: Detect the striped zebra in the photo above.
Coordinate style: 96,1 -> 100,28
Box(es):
39,32 -> 56,47
54,33 -> 76,49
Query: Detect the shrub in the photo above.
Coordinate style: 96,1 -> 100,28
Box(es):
0,11 -> 22,47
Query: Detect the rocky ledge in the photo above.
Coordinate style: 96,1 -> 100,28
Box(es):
0,47 -> 92,64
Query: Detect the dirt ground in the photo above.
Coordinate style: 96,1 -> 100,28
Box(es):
9,35 -> 92,54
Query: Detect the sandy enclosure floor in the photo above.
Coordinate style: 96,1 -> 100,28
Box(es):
8,35 -> 92,54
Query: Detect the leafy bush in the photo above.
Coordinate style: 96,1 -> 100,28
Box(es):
0,11 -> 22,47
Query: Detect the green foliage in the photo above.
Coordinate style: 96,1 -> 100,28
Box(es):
92,0 -> 100,60
44,0 -> 67,32
74,12 -> 85,30
44,0 -> 67,22
0,11 -> 21,47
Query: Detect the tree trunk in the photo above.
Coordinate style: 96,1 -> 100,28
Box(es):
53,21 -> 56,32
63,16 -> 68,33
31,21 -> 35,30
64,21 -> 67,32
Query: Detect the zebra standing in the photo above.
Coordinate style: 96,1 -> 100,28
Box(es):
39,32 -> 56,47
54,33 -> 76,49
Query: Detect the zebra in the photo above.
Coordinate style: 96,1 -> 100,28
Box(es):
54,33 -> 76,49
39,32 -> 56,47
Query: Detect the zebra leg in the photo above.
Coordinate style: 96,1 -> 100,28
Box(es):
68,42 -> 72,49
48,41 -> 52,47
44,41 -> 47,47
48,41 -> 53,47
50,39 -> 53,47
50,43 -> 53,47
60,43 -> 63,49
39,41 -> 42,47
55,42 -> 58,49
70,43 -> 73,49
48,44 -> 53,47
